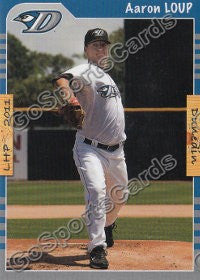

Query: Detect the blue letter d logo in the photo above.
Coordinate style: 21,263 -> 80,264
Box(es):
14,10 -> 62,33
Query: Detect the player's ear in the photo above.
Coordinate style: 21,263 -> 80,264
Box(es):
84,46 -> 88,58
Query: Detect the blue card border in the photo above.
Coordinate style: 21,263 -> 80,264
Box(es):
0,0 -> 200,273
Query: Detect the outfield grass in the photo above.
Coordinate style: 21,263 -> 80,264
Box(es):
7,217 -> 192,242
7,180 -> 192,205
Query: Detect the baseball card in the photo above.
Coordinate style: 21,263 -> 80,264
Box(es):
0,0 -> 200,279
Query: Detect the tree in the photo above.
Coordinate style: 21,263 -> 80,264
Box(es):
108,28 -> 125,102
7,33 -> 74,106
7,33 -> 34,80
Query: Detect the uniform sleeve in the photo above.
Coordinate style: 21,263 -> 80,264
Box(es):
51,72 -> 73,86
52,64 -> 87,84
52,64 -> 90,94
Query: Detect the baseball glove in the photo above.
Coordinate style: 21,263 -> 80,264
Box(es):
59,98 -> 85,129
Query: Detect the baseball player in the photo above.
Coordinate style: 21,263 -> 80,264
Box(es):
53,28 -> 129,269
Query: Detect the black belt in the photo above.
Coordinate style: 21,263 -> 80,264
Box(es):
84,138 -> 123,152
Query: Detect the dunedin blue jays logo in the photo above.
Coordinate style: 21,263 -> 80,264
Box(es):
13,10 -> 62,33
97,85 -> 120,99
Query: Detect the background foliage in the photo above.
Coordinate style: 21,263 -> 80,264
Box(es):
7,33 -> 74,107
7,29 -> 124,107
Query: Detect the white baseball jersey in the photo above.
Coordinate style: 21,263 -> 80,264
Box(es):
63,62 -> 126,145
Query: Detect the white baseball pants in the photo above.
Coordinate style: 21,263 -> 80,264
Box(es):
73,133 -> 129,252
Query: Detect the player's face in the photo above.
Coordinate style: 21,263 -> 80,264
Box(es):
85,41 -> 109,66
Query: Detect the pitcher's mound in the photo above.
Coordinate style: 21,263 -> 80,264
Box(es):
7,239 -> 192,271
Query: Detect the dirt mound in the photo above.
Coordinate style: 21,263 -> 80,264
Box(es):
7,239 -> 192,271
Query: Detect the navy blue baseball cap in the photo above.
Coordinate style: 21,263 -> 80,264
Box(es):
84,28 -> 111,46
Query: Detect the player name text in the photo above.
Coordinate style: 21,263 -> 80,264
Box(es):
125,2 -> 193,14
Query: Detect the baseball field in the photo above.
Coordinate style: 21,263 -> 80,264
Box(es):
6,180 -> 193,271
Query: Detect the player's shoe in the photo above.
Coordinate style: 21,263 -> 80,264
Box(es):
104,222 -> 116,248
89,245 -> 109,269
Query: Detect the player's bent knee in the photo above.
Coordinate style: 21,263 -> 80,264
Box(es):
109,184 -> 129,205
87,186 -> 106,201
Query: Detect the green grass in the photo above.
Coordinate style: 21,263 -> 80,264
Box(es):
7,217 -> 192,242
7,180 -> 192,205
127,181 -> 193,205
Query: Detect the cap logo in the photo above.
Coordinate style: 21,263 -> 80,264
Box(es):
93,29 -> 105,36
